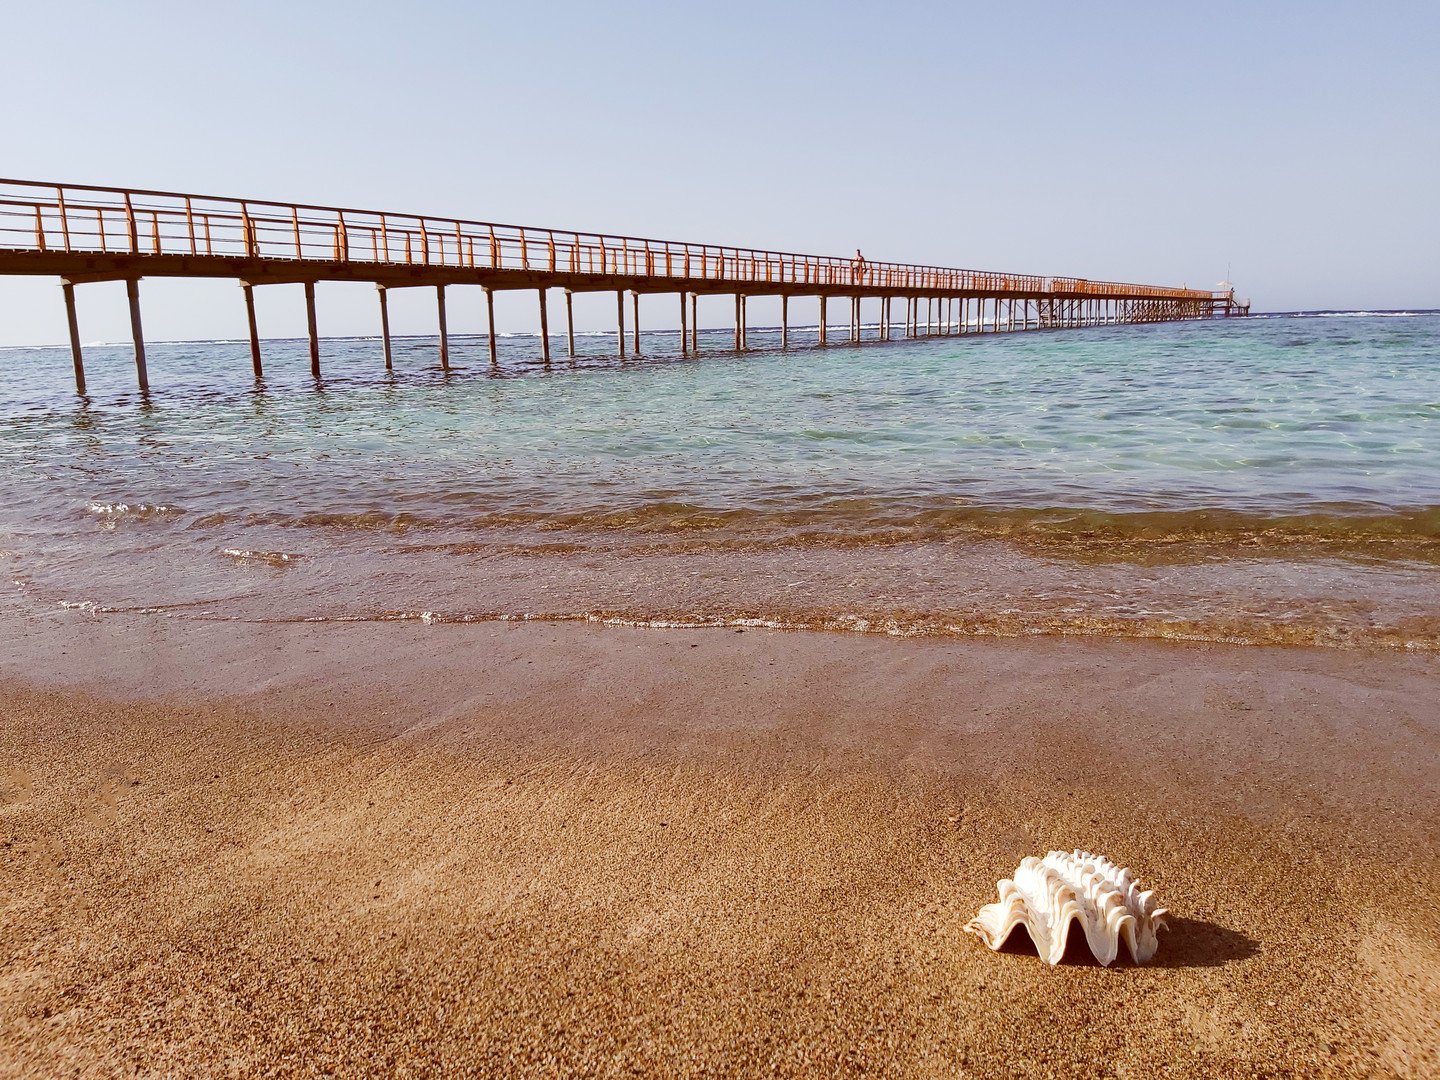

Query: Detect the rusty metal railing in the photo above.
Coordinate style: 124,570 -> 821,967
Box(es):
0,178 -> 1218,301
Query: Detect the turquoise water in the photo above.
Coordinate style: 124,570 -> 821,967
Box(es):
0,313 -> 1437,646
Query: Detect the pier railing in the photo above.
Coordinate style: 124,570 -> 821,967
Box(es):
0,178 -> 1213,301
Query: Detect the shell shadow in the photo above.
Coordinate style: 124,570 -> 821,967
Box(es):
995,916 -> 1258,969
1149,916 -> 1260,969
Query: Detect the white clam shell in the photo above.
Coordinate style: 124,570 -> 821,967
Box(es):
965,849 -> 1169,966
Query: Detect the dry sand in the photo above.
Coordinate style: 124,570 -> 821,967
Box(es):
1,610 -> 1437,1077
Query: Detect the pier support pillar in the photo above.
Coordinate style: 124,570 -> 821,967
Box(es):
376,286 -> 392,371
565,290 -> 576,359
126,278 -> 149,395
734,293 -> 742,351
690,294 -> 699,354
632,292 -> 641,356
484,287 -> 498,367
680,292 -> 688,355
437,285 -> 450,370
616,290 -> 625,358
819,296 -> 827,345
781,294 -> 788,350
62,281 -> 85,395
303,281 -> 319,379
538,288 -> 550,363
243,284 -> 264,378
883,297 -> 891,341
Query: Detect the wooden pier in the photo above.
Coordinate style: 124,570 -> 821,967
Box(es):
0,178 -> 1248,395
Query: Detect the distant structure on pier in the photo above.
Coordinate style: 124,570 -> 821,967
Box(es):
0,178 -> 1249,396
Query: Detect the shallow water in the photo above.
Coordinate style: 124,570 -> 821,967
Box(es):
1,313 -> 1437,647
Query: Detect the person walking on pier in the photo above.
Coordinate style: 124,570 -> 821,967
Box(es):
852,248 -> 867,284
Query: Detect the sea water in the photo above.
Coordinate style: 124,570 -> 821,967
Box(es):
0,313 -> 1436,647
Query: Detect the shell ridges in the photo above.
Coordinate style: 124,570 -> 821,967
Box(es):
964,849 -> 1169,966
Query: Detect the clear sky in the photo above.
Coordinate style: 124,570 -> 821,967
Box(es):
1,1 -> 1436,345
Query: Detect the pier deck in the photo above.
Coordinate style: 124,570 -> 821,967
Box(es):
0,178 -> 1248,396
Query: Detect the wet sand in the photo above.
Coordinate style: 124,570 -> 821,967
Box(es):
1,611 -> 1438,1077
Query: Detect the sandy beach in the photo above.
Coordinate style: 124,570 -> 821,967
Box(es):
1,610 -> 1436,1077
3,1 -> 1437,1076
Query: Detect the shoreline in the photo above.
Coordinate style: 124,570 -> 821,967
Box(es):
2,612 -> 1438,1075
11,533 -> 1440,653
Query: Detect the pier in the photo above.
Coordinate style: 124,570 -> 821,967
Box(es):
0,178 -> 1249,395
